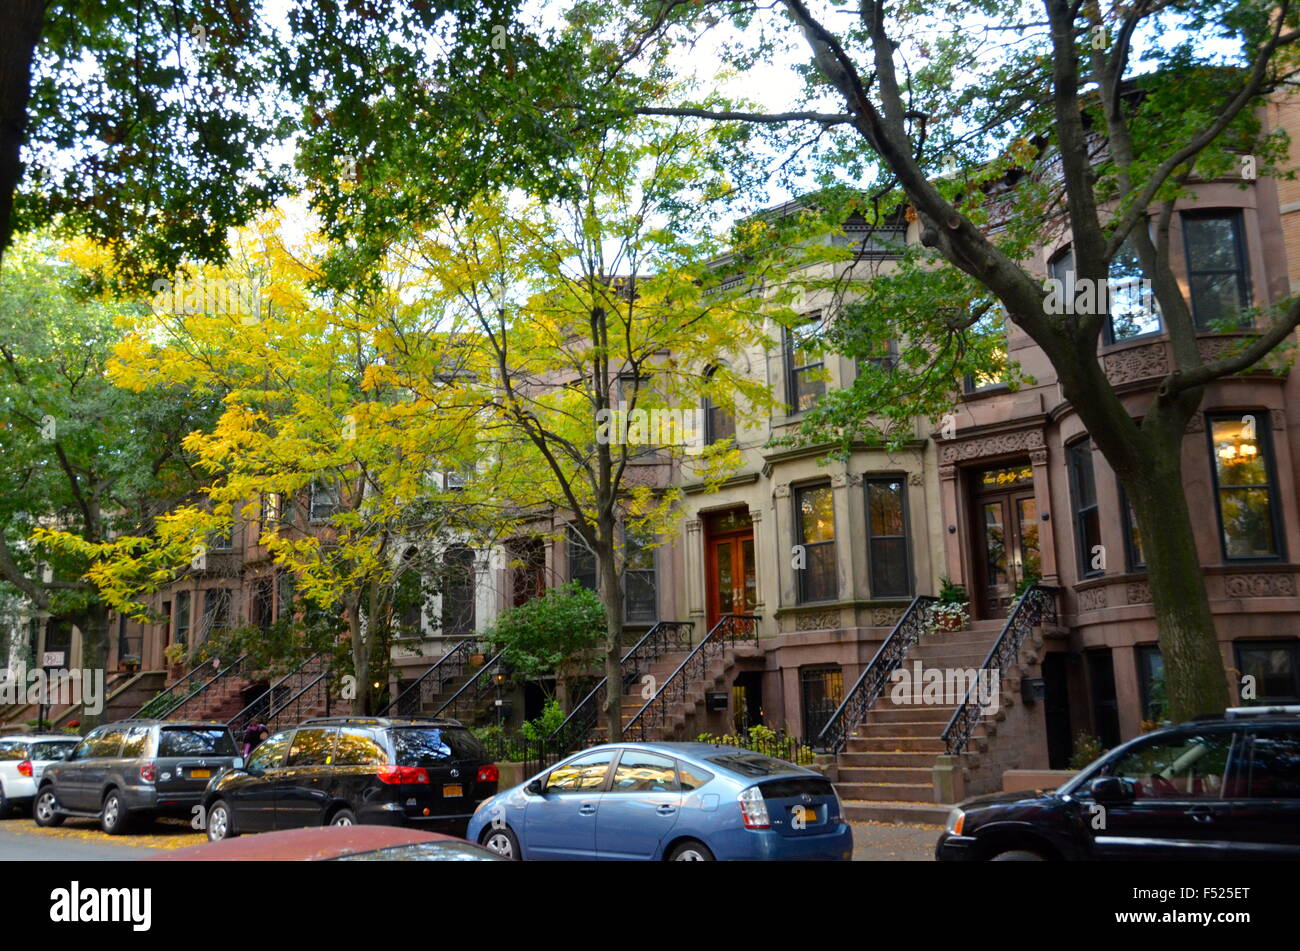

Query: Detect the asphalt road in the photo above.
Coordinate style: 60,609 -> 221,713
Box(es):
0,813 -> 939,861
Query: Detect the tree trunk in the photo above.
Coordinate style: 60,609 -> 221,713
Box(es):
1122,432 -> 1230,723
597,531 -> 625,740
347,593 -> 369,715
77,602 -> 109,729
0,0 -> 43,269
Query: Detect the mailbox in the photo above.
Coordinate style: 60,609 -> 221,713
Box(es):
705,691 -> 728,712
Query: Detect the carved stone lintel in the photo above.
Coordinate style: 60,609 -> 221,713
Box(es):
939,464 -> 957,481
1029,449 -> 1048,466
794,610 -> 840,632
1224,574 -> 1297,598
1102,341 -> 1168,386
939,429 -> 1044,465
1126,581 -> 1152,604
870,606 -> 905,627
1078,587 -> 1108,612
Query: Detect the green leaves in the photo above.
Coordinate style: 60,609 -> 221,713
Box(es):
489,581 -> 605,680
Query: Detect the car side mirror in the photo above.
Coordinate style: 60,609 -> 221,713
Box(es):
1090,776 -> 1136,803
525,779 -> 544,796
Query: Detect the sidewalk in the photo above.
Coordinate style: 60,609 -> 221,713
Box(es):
850,821 -> 941,861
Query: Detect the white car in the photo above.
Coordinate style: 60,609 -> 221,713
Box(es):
0,734 -> 80,818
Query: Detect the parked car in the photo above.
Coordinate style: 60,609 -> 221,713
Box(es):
148,824 -> 502,861
201,716 -> 498,841
466,741 -> 853,861
33,719 -> 241,834
0,734 -> 79,818
936,706 -> 1300,861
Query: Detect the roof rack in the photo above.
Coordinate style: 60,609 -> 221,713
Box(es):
298,715 -> 464,727
1224,705 -> 1300,719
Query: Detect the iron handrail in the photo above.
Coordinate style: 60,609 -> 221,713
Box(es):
378,638 -> 480,717
430,650 -> 505,719
623,614 -> 760,742
941,584 -> 1058,755
264,670 -> 332,733
131,660 -> 213,719
548,620 -> 694,752
227,649 -> 326,737
814,595 -> 937,754
164,653 -> 249,722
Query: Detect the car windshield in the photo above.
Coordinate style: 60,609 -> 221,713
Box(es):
29,741 -> 76,761
392,727 -> 484,765
158,729 -> 236,757
705,753 -> 801,778
331,842 -> 500,861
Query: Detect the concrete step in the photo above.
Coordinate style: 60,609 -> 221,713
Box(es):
849,736 -> 946,753
841,800 -> 950,825
836,782 -> 935,802
838,766 -> 933,784
837,751 -> 941,768
860,722 -> 949,738
865,706 -> 956,723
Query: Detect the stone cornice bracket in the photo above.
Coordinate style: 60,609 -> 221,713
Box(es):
773,482 -> 790,499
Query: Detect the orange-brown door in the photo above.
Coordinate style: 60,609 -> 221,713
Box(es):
705,510 -> 756,630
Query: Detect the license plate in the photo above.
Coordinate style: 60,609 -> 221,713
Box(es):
791,804 -> 818,824
443,784 -> 463,798
190,769 -> 211,779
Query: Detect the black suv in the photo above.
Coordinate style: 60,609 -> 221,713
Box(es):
35,719 -> 241,834
202,716 -> 498,841
936,706 -> 1300,861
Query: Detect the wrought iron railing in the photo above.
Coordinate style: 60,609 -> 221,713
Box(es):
163,654 -> 249,722
379,638 -> 483,717
548,620 -> 694,755
814,595 -> 937,754
430,650 -> 506,723
131,660 -> 214,719
941,584 -> 1058,755
623,614 -> 759,742
227,650 -> 327,739
264,669 -> 333,734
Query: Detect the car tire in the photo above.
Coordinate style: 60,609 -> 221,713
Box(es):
479,825 -> 521,861
328,808 -> 356,827
667,839 -> 715,861
207,800 -> 237,842
33,788 -> 64,827
990,848 -> 1047,861
100,790 -> 132,836
0,782 -> 11,820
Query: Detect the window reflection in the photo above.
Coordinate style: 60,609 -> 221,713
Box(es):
1209,416 -> 1278,558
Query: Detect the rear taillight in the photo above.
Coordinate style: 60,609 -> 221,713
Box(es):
16,761 -> 32,778
476,764 -> 499,784
377,765 -> 430,785
140,762 -> 156,784
738,785 -> 770,830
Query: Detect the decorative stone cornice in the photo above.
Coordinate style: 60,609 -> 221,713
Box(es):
939,429 -> 1045,465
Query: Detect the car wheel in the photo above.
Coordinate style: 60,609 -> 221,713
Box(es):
990,848 -> 1047,861
329,808 -> 356,827
480,825 -> 521,860
0,782 -> 11,820
100,790 -> 132,836
34,788 -> 64,827
667,840 -> 715,861
207,800 -> 237,842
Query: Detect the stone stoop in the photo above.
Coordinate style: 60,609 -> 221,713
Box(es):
833,620 -> 1005,826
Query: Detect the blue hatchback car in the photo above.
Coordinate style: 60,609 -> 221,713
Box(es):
466,741 -> 853,861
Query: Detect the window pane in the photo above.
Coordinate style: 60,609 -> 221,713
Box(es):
287,729 -> 337,767
160,728 -> 236,757
336,728 -> 388,766
248,731 -> 291,770
1185,216 -> 1241,270
1108,239 -> 1162,339
1109,733 -> 1232,799
867,480 -> 905,536
871,537 -> 910,598
1244,731 -> 1300,798
1184,213 -> 1249,328
547,750 -> 616,792
803,543 -> 837,602
677,762 -> 714,791
441,545 -> 477,634
798,485 -> 835,544
611,750 -> 679,792
1237,644 -> 1299,703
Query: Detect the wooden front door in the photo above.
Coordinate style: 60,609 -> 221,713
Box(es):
704,509 -> 756,631
971,463 -> 1041,619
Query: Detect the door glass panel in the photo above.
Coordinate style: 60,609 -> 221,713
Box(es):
1017,496 -> 1041,582
546,750 -> 616,792
716,543 -> 734,613
286,729 -> 337,767
247,731 -> 291,770
1108,733 -> 1233,799
983,502 -> 1008,585
741,539 -> 756,612
610,750 -> 679,793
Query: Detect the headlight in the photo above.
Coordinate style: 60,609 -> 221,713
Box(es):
945,807 -> 965,836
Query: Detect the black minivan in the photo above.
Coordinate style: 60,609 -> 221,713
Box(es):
936,706 -> 1300,861
202,716 -> 498,841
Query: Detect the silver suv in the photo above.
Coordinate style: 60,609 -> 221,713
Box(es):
34,719 -> 241,834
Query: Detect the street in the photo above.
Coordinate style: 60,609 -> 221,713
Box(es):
0,813 -> 938,861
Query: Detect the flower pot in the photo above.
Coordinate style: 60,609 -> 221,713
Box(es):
469,652 -> 487,668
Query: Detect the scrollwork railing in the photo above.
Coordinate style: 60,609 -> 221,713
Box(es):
379,638 -> 482,717
132,659 -> 220,719
548,620 -> 695,756
431,650 -> 505,723
164,654 -> 249,722
227,650 -> 326,738
623,614 -> 759,743
814,595 -> 936,754
941,584 -> 1058,755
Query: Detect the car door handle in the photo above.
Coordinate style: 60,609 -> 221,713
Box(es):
578,803 -> 597,815
1185,805 -> 1218,823
657,804 -> 677,815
